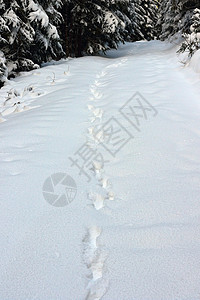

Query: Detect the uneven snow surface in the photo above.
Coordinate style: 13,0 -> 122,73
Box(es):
1,41 -> 200,300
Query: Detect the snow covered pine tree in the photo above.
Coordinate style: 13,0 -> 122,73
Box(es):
157,0 -> 182,40
0,51 -> 7,88
60,0 -> 159,57
0,0 -> 159,86
140,0 -> 158,40
0,0 -> 36,78
60,0 -> 136,57
0,0 -> 9,87
178,4 -> 200,57
0,0 -> 63,85
158,0 -> 200,57
28,0 -> 64,64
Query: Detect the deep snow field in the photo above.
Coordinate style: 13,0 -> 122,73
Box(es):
0,41 -> 200,300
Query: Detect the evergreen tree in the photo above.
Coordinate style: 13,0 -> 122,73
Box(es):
0,0 -> 161,88
179,7 -> 200,57
128,0 -> 145,41
157,0 -> 181,40
158,0 -> 200,57
28,0 -> 64,64
60,0 -> 133,57
0,0 -> 8,87
115,0 -> 135,42
0,51 -> 7,88
0,0 -> 63,84
0,0 -> 36,77
120,0 -> 159,43
140,0 -> 159,40
157,0 -> 200,40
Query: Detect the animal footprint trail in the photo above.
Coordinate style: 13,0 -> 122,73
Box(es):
82,226 -> 102,271
84,64 -> 124,299
86,277 -> 109,300
90,87 -> 103,100
88,192 -> 106,210
96,71 -> 108,79
88,105 -> 104,123
100,177 -> 109,189
86,68 -> 116,209
86,125 -> 105,146
83,227 -> 109,300
92,158 -> 105,174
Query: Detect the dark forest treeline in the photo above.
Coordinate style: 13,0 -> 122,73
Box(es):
0,0 -> 200,87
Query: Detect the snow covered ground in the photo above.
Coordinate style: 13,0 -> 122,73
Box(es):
1,41 -> 200,300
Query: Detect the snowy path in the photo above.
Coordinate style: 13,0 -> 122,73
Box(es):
1,41 -> 200,299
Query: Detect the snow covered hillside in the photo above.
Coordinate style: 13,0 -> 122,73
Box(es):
1,41 -> 200,300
